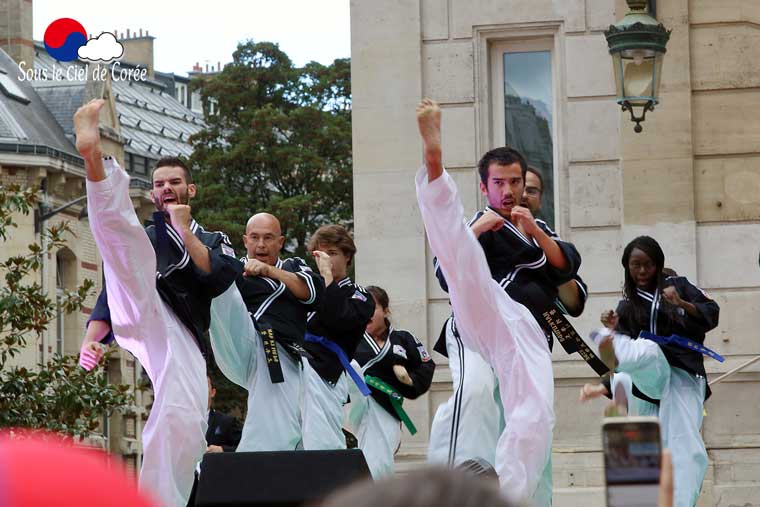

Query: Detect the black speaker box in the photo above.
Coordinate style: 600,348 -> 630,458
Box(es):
195,449 -> 371,506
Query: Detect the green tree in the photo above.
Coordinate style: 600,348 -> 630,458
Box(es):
0,183 -> 132,439
189,41 -> 353,258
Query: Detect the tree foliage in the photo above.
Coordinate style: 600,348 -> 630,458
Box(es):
189,41 -> 353,258
0,184 -> 132,439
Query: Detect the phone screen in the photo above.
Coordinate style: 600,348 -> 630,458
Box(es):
603,419 -> 661,507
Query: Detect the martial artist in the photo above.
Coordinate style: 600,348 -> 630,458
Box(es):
580,236 -> 719,507
416,98 -> 564,505
74,99 -> 239,507
349,286 -> 435,479
302,225 -> 375,449
523,166 -> 588,317
209,213 -> 324,451
428,162 -> 587,505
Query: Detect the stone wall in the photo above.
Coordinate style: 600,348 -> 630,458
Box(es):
351,0 -> 760,504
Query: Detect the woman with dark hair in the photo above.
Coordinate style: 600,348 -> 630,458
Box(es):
581,235 -> 719,507
348,285 -> 435,478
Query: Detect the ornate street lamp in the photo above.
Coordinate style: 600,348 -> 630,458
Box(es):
605,0 -> 671,132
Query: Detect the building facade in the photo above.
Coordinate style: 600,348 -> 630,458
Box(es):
350,1 -> 760,505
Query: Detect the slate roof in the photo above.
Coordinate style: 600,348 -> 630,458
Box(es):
32,42 -> 203,167
0,48 -> 82,166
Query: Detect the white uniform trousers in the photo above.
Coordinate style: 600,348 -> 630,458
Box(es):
301,361 -> 348,450
416,167 -> 555,506
87,160 -> 207,507
607,333 -> 708,507
209,285 -> 304,452
427,317 -> 502,468
348,391 -> 401,480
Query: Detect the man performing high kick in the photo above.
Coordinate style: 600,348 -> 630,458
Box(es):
74,99 -> 239,506
415,98 -> 554,506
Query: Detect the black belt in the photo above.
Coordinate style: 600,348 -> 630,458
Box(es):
542,306 -> 609,377
253,320 -> 312,384
254,320 -> 284,383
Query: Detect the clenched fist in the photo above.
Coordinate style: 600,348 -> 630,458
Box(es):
167,204 -> 192,232
243,258 -> 271,278
393,364 -> 414,386
600,310 -> 619,330
471,210 -> 505,237
79,341 -> 105,371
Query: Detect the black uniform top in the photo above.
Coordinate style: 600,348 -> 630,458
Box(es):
235,256 -> 324,348
537,219 -> 588,318
89,218 -> 241,356
614,276 -> 720,401
206,409 -> 242,452
354,328 -> 436,421
434,207 -> 582,351
304,277 -> 375,384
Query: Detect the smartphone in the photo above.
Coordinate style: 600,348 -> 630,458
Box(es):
602,416 -> 661,507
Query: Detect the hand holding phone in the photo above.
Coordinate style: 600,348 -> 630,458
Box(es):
602,417 -> 661,507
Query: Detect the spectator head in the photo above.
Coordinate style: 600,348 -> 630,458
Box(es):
320,467 -> 512,507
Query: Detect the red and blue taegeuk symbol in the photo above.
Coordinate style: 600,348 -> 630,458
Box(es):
44,18 -> 87,62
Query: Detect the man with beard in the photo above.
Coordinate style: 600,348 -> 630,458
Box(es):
523,166 -> 588,317
419,97 -> 581,506
76,99 -> 240,506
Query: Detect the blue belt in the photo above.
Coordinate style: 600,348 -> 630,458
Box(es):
304,333 -> 371,396
639,331 -> 725,363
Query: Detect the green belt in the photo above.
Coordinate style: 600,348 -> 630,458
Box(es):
364,375 -> 417,435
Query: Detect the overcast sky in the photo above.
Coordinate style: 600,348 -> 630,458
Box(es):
33,0 -> 351,75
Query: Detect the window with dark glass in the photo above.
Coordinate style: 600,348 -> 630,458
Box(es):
503,51 -> 555,229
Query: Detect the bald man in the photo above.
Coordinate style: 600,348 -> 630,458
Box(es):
211,213 -> 325,451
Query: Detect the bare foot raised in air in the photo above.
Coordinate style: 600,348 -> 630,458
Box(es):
416,98 -> 443,181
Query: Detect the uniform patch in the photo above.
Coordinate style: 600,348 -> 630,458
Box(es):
392,344 -> 408,359
418,344 -> 432,362
221,243 -> 235,257
351,290 -> 367,302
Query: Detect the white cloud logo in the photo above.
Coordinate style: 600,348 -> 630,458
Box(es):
77,32 -> 124,62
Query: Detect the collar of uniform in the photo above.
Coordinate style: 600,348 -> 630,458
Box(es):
636,288 -> 655,302
337,277 -> 352,288
276,258 -> 283,269
190,219 -> 199,234
485,205 -> 534,247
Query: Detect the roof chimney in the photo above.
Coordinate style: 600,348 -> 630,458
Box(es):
0,0 -> 34,66
120,27 -> 155,77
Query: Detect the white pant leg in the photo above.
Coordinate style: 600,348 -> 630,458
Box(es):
532,454 -> 553,507
87,160 -> 206,506
140,310 -> 207,507
355,397 -> 401,480
612,334 -> 671,401
428,318 -> 501,467
660,368 -> 707,507
237,342 -> 303,451
209,284 -> 257,389
301,360 -> 348,450
611,372 -> 660,417
417,168 -> 554,505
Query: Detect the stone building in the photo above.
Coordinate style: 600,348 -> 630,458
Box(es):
350,0 -> 760,505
